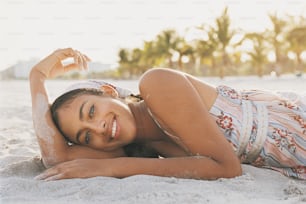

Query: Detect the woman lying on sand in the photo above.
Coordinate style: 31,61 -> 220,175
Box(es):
30,48 -> 305,181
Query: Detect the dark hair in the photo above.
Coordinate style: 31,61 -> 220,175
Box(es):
50,88 -> 158,158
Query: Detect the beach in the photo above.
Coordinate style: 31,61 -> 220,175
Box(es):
0,75 -> 306,204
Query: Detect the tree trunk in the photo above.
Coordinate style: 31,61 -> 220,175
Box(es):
258,65 -> 263,77
168,57 -> 173,68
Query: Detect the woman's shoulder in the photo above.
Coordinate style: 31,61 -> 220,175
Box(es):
139,68 -> 217,93
139,68 -> 218,111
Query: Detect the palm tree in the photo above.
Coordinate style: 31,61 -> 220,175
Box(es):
214,7 -> 235,78
118,48 -> 129,65
193,24 -> 219,75
130,48 -> 143,76
244,32 -> 268,77
155,29 -> 180,68
141,40 -> 159,70
174,37 -> 194,71
286,26 -> 306,75
267,13 -> 288,74
117,48 -> 133,78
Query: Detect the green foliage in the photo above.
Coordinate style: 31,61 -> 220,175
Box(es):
113,9 -> 306,78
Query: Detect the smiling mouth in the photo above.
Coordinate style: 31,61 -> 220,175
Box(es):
111,117 -> 117,139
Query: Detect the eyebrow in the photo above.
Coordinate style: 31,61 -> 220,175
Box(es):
75,101 -> 87,144
79,101 -> 87,121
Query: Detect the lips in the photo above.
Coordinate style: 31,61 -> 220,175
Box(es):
108,115 -> 118,141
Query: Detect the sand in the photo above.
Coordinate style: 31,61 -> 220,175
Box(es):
1,75 -> 305,204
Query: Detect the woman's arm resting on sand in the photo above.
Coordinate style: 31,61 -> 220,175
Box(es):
36,156 -> 240,181
30,48 -> 124,168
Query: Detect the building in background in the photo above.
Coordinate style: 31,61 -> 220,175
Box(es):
0,60 -> 111,80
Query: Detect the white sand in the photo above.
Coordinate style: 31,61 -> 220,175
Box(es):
1,75 -> 306,204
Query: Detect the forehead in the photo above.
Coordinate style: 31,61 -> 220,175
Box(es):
64,94 -> 100,108
58,94 -> 98,118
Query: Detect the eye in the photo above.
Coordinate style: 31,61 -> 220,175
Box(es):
89,105 -> 95,119
85,131 -> 91,144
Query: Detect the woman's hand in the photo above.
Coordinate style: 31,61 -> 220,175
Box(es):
35,159 -> 111,181
32,48 -> 90,79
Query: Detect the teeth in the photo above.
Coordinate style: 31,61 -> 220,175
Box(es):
111,120 -> 117,138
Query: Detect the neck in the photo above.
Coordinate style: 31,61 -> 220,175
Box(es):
128,101 -> 164,142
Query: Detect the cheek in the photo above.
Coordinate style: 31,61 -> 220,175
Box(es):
90,139 -> 106,150
119,111 -> 136,138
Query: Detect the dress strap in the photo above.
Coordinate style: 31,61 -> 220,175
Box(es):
238,100 -> 253,157
245,102 -> 268,163
239,100 -> 269,163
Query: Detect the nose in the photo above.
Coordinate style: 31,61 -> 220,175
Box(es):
87,120 -> 106,135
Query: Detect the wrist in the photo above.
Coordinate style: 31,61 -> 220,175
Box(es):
30,67 -> 47,81
31,53 -> 59,79
105,157 -> 144,178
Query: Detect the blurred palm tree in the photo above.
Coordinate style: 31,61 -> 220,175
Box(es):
286,26 -> 306,74
194,26 -> 218,74
130,48 -> 143,75
214,7 -> 235,78
117,48 -> 132,78
118,48 -> 129,64
267,13 -> 288,74
141,40 -> 159,69
244,32 -> 269,77
155,29 -> 180,68
174,37 -> 194,71
114,10 -> 305,78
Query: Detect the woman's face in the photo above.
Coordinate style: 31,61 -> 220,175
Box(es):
57,94 -> 137,151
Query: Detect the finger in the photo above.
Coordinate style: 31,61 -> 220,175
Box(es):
54,48 -> 75,60
35,168 -> 58,180
63,63 -> 80,72
45,173 -> 64,181
73,50 -> 80,66
80,54 -> 88,70
61,48 -> 75,57
84,54 -> 92,62
78,52 -> 85,70
74,50 -> 84,70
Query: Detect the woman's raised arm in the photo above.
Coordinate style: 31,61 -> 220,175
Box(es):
30,48 -> 125,168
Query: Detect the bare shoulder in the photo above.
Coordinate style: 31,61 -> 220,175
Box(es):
139,68 -> 218,109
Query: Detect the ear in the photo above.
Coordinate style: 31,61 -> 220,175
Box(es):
100,85 -> 119,98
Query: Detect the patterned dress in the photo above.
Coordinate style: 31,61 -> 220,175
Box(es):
209,85 -> 306,179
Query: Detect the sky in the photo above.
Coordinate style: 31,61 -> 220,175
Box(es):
0,0 -> 305,71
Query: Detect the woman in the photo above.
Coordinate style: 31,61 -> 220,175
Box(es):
31,48 -> 305,181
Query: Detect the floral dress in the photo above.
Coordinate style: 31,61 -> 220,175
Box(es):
209,85 -> 306,179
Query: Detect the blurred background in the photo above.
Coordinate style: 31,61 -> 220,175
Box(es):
0,0 -> 305,79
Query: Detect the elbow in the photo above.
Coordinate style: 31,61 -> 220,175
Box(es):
41,154 -> 67,169
227,165 -> 242,178
223,161 -> 242,178
41,157 -> 56,169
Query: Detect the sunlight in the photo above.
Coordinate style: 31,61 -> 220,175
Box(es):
241,40 -> 254,52
240,53 -> 250,63
301,51 -> 306,61
267,52 -> 276,62
287,52 -> 296,60
182,56 -> 189,63
171,52 -> 179,62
